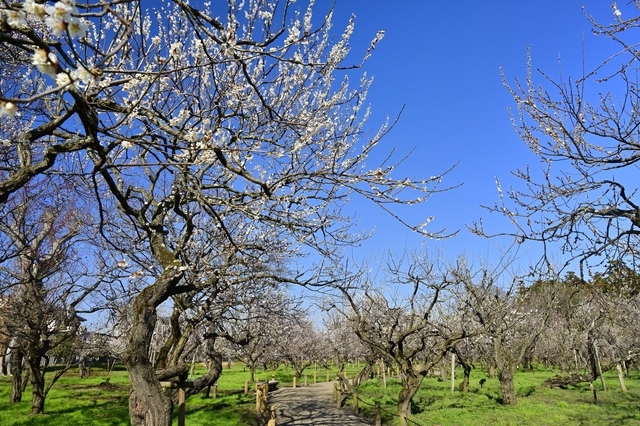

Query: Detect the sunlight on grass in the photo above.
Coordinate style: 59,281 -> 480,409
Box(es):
356,366 -> 640,426
1,363 -> 639,425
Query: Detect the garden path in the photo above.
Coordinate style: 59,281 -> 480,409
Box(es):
268,382 -> 373,426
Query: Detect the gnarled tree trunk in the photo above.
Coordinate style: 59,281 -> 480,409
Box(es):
125,269 -> 182,426
28,355 -> 46,415
397,373 -> 424,426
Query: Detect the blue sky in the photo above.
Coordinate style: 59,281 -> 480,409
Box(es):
145,0 -> 621,271
312,0 -> 621,268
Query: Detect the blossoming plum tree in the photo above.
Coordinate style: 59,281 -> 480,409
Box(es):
1,1 -> 452,424
472,4 -> 640,275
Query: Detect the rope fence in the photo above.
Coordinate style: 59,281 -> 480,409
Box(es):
350,393 -> 427,426
332,371 -> 428,426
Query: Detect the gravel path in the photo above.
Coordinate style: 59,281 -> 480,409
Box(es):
268,382 -> 373,426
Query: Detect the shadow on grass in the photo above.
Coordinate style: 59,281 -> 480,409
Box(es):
7,399 -> 129,426
182,393 -> 259,426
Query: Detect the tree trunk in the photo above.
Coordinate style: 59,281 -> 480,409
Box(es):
1,344 -> 8,376
353,359 -> 375,387
488,362 -> 496,379
126,289 -> 174,426
10,347 -> 24,403
28,356 -> 46,415
460,361 -> 471,393
498,365 -> 517,406
397,374 -> 423,426
439,360 -> 447,382
452,347 -> 472,393
125,260 -> 184,426
185,354 -> 223,399
79,357 -> 89,379
127,360 -> 173,426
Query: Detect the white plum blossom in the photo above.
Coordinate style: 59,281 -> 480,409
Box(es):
192,40 -> 205,60
32,49 -> 58,77
0,101 -> 18,118
44,16 -> 66,36
4,9 -> 27,28
169,42 -> 182,58
184,131 -> 198,142
612,2 -> 622,19
22,0 -> 46,20
67,17 -> 90,38
26,0 -> 91,38
70,65 -> 94,86
258,10 -> 273,23
55,72 -> 72,88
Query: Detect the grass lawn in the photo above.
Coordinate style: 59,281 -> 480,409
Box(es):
1,363 -> 638,425
355,367 -> 640,426
0,362 -> 355,425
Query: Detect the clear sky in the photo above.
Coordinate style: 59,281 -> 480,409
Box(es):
310,0 -> 621,269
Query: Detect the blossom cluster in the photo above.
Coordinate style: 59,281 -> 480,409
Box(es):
30,48 -> 93,88
0,1 -> 94,117
20,0 -> 90,38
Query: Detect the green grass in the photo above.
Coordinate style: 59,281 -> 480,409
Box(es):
355,367 -> 640,426
4,363 -> 636,425
0,364 -> 257,426
0,362 -> 353,425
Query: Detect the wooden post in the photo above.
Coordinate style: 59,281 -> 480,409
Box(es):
255,382 -> 269,415
160,380 -> 193,426
326,371 -> 330,382
304,374 -> 308,386
375,402 -> 382,426
333,383 -> 339,402
213,383 -> 218,399
353,392 -> 359,414
293,375 -> 297,388
267,406 -> 277,426
616,364 -> 628,392
178,384 -> 186,426
594,342 -> 606,391
450,352 -> 456,395
256,385 -> 262,414
244,380 -> 249,394
313,371 -> 317,384
382,364 -> 387,388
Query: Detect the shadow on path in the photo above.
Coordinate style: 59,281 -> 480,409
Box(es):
268,382 -> 373,426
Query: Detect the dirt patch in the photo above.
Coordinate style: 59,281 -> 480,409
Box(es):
268,382 -> 372,426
